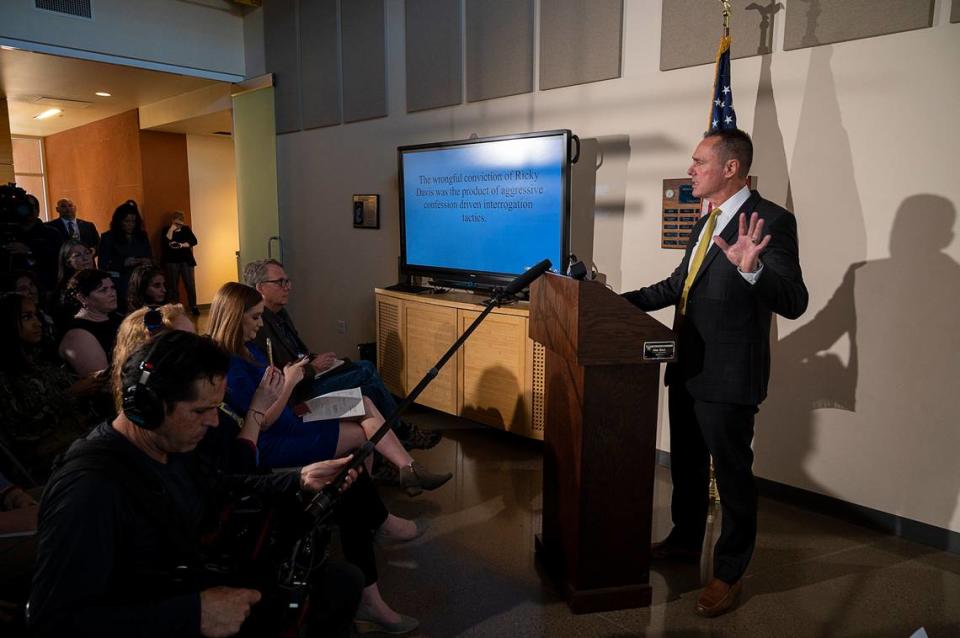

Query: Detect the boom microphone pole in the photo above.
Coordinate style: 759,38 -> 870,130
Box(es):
305,258 -> 553,523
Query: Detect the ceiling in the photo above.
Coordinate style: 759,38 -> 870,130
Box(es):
0,46 -> 231,137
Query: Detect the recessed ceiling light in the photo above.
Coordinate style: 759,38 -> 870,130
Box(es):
34,108 -> 63,120
95,91 -> 111,97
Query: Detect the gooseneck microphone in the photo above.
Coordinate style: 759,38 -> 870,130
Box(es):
504,259 -> 553,296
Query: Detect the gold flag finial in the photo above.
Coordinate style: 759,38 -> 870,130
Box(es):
719,0 -> 732,36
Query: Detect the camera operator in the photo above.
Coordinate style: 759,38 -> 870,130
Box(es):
28,331 -> 364,637
0,187 -> 60,291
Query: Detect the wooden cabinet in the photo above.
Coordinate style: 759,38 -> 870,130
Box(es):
375,289 -> 545,440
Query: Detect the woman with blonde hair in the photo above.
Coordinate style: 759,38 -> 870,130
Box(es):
111,304 -> 194,405
206,282 -> 451,493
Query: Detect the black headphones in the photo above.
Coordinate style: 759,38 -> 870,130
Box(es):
121,331 -> 178,430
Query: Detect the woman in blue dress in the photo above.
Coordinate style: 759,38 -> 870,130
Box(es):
206,282 -> 451,495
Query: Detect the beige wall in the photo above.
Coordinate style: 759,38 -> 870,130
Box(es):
275,1 -> 960,534
0,0 -> 244,79
186,134 -> 239,305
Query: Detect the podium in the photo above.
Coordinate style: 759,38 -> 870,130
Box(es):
529,272 -> 676,613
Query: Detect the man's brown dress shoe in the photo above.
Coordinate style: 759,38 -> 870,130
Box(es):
695,578 -> 742,617
650,540 -> 702,564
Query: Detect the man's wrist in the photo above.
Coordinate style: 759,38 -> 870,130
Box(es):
738,260 -> 764,284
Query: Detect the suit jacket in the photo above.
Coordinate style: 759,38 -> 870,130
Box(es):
45,217 -> 100,250
252,307 -> 311,369
623,190 -> 808,406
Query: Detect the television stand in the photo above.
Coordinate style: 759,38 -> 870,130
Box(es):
374,287 -> 544,440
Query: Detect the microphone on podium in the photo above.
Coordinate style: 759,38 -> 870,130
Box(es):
503,259 -> 553,296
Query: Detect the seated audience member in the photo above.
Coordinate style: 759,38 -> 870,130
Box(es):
207,282 -> 452,495
29,331 -> 366,638
112,304 -> 263,473
126,264 -> 167,312
97,200 -> 152,302
56,239 -> 95,291
58,269 -> 121,376
110,305 -> 195,402
0,294 -> 103,482
161,210 -> 200,315
1,269 -> 57,351
243,259 -> 440,451
113,307 -> 422,632
52,240 -> 97,327
45,198 -> 100,250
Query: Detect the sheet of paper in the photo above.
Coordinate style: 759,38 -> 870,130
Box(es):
302,387 -> 365,421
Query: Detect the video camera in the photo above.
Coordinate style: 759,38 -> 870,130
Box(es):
0,183 -> 35,270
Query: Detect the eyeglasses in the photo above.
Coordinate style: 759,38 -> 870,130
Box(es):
261,278 -> 292,289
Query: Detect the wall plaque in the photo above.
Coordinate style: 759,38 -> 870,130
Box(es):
661,178 -> 701,249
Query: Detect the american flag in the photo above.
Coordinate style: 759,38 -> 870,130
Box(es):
709,35 -> 737,131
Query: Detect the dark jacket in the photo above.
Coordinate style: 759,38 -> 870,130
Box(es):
29,422 -> 303,638
623,190 -> 808,405
161,224 -> 198,266
97,230 -> 152,276
253,307 -> 311,369
45,217 -> 101,251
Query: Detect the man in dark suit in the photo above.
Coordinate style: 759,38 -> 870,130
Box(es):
45,198 -> 100,250
623,129 -> 807,617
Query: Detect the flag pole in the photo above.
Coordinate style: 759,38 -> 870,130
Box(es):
708,0 -> 734,511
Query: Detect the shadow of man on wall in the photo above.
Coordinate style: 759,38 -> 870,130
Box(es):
761,194 -> 960,538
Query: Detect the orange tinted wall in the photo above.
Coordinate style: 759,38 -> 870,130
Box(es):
43,110 -> 144,235
43,110 -> 191,257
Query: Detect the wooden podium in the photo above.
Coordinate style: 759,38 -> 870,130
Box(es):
529,272 -> 676,614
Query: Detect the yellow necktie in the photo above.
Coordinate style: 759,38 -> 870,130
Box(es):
679,208 -> 720,314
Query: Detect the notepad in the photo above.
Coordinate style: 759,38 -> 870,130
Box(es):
313,358 -> 345,379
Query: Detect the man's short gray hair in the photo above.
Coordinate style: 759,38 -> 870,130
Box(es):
242,259 -> 284,287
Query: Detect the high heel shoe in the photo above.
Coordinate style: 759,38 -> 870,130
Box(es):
398,461 -> 452,496
355,605 -> 420,635
374,518 -> 429,546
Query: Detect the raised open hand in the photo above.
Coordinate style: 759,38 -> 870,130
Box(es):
713,211 -> 770,273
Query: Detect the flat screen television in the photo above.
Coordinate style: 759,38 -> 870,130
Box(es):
398,129 -> 573,291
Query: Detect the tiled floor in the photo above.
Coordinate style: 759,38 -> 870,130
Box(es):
372,408 -> 960,637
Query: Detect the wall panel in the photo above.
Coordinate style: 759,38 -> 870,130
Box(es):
341,0 -> 387,123
660,0 -> 775,71
299,0 -> 341,129
405,0 -> 462,112
783,0 -> 935,50
465,0 -> 533,102
540,0 -> 623,90
264,0 -> 302,133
